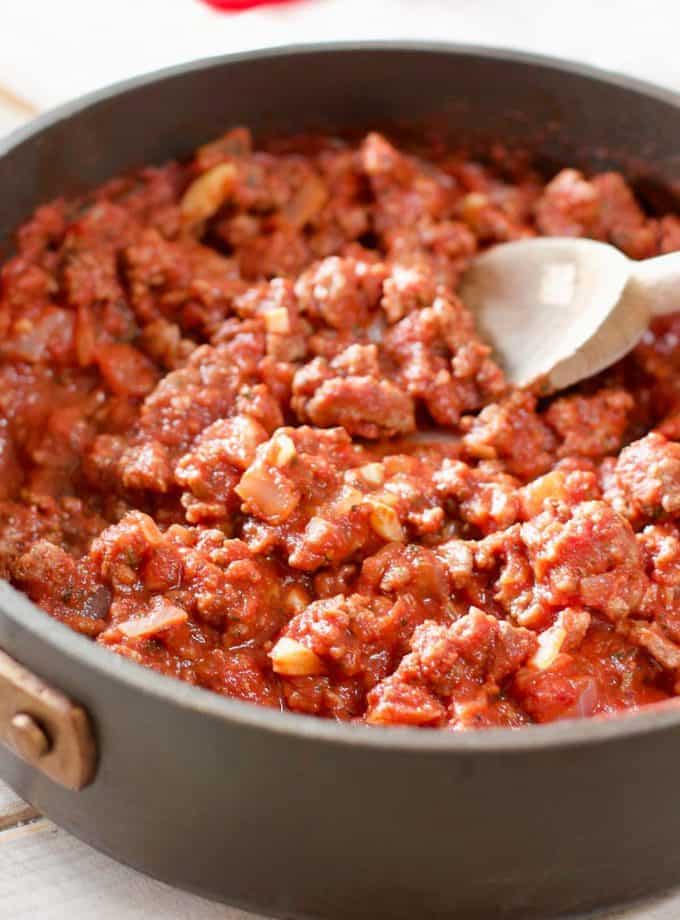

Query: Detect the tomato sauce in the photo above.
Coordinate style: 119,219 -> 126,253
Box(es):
2,128 -> 680,729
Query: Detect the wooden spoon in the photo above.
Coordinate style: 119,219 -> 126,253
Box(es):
459,238 -> 680,392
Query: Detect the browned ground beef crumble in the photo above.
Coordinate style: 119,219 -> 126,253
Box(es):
3,127 -> 680,729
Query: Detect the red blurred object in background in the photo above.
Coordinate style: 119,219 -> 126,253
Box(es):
201,0 -> 297,10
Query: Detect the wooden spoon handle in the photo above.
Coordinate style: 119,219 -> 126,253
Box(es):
628,251 -> 680,317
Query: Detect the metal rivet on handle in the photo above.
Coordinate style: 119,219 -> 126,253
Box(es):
7,712 -> 51,764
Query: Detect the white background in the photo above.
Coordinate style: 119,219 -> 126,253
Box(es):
1,0 -> 679,114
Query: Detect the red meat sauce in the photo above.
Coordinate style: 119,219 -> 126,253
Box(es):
3,127 -> 680,731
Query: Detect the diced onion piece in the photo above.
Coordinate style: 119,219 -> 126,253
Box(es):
263,307 -> 291,334
331,485 -> 365,515
451,690 -> 490,722
180,162 -> 237,228
458,192 -> 489,229
515,604 -> 546,629
111,563 -> 138,587
436,539 -> 474,585
284,586 -> 311,614
358,462 -> 385,487
464,441 -> 497,461
371,488 -> 399,508
117,602 -> 188,639
219,415 -> 268,471
521,471 -> 567,519
628,622 -> 680,670
367,498 -> 405,542
270,432 -> 297,467
529,621 -> 568,670
235,467 -> 299,523
270,637 -> 323,676
304,516 -> 337,545
282,175 -> 328,228
196,127 -> 251,166
75,306 -> 96,366
137,513 -> 163,547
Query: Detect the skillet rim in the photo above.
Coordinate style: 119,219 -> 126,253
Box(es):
2,39 -> 680,755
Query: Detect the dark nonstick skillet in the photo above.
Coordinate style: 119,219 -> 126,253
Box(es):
1,43 -> 679,920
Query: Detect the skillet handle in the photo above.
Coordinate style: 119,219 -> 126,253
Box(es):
628,251 -> 680,317
0,647 -> 97,790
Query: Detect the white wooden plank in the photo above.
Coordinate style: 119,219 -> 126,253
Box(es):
0,779 -> 25,819
593,891 -> 680,919
0,818 -> 262,920
0,83 -> 34,136
0,779 -> 39,832
0,106 -> 25,136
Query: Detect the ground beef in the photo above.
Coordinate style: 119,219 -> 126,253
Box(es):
602,432 -> 680,526
2,126 -> 680,730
